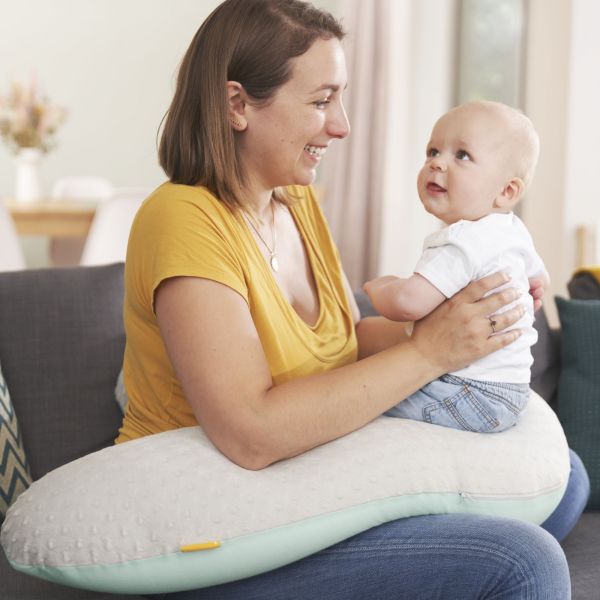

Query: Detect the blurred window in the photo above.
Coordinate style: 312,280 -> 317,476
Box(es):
456,0 -> 527,108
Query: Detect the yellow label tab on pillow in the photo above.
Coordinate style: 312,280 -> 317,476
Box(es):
180,541 -> 221,552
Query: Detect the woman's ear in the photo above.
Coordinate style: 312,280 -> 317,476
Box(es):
494,177 -> 525,210
226,81 -> 248,131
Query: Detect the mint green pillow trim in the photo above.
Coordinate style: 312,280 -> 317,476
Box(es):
2,394 -> 569,595
8,485 -> 566,595
556,296 -> 600,509
0,364 -> 32,523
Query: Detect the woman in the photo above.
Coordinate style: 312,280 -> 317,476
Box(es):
117,0 -> 588,597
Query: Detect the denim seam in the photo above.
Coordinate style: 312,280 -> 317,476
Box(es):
445,375 -> 529,415
435,386 -> 498,431
422,386 -> 486,432
461,386 -> 500,429
443,374 -> 527,392
485,392 -> 523,416
443,388 -> 482,431
446,375 -> 529,423
320,542 -> 533,598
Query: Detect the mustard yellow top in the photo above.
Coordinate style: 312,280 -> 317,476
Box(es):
116,183 -> 357,443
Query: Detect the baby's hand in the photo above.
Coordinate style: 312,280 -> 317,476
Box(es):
528,271 -> 550,312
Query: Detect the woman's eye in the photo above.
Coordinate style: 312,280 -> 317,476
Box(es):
456,149 -> 471,161
427,148 -> 439,158
314,98 -> 331,109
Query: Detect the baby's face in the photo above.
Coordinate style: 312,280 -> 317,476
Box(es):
417,106 -> 515,225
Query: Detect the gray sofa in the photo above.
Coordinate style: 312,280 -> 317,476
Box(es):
0,263 -> 597,600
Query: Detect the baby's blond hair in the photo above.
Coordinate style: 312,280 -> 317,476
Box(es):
453,100 -> 540,187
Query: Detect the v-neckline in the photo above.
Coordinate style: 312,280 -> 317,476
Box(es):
238,204 -> 323,329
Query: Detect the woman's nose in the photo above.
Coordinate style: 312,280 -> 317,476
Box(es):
328,102 -> 350,139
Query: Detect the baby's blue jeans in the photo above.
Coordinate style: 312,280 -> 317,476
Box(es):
385,373 -> 529,432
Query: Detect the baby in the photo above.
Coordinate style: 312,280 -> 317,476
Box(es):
364,100 -> 549,433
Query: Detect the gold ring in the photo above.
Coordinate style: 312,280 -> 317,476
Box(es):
488,316 -> 497,334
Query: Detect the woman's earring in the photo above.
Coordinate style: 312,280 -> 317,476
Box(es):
231,116 -> 244,130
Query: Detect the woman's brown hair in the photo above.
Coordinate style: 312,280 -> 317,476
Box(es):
158,0 -> 345,208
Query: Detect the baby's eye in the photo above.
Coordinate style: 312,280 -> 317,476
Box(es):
314,98 -> 331,109
426,147 -> 440,158
456,149 -> 472,161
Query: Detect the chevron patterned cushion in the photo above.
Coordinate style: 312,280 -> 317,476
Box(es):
0,363 -> 31,523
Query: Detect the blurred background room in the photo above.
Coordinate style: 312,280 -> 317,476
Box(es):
0,0 -> 598,325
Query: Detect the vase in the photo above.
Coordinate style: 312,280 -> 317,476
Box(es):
14,148 -> 43,203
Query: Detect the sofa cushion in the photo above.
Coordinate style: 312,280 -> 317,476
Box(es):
530,308 -> 561,409
568,268 -> 600,300
0,362 -> 31,522
0,264 -> 125,480
556,296 -> 600,509
1,392 -> 569,595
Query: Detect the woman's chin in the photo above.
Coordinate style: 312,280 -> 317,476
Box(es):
293,170 -> 318,187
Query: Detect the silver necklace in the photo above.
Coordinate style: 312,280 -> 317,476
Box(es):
242,202 -> 279,272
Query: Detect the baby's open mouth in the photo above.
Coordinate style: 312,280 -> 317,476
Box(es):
426,182 -> 447,193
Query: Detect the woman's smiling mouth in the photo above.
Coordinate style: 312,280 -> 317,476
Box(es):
304,144 -> 327,160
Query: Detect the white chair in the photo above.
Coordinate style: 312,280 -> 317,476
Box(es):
80,188 -> 151,266
50,176 -> 115,266
0,202 -> 26,272
51,176 -> 114,201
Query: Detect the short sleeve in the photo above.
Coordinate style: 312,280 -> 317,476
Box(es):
414,229 -> 478,298
511,215 -> 546,279
126,185 -> 248,314
525,251 -> 545,279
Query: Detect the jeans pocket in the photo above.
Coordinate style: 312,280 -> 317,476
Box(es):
424,385 -> 500,432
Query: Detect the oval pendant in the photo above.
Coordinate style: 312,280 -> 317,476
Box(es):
270,255 -> 279,272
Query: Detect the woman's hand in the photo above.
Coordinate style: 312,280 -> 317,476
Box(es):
155,272 -> 525,470
409,272 -> 524,376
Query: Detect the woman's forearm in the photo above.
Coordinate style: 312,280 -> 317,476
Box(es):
160,273 -> 523,471
242,339 -> 439,469
228,280 -> 523,469
355,316 -> 410,359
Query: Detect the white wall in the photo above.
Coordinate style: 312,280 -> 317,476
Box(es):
0,0 -> 221,196
562,0 -> 600,275
0,0 -> 341,197
376,0 -> 456,277
523,0 -> 600,325
0,0 -> 338,266
325,0 -> 455,280
2,0 -> 598,296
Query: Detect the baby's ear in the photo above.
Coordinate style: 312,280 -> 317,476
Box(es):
495,177 -> 525,210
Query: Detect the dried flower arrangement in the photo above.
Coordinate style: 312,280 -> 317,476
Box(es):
0,78 -> 67,154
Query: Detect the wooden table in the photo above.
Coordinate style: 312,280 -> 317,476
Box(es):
4,199 -> 97,238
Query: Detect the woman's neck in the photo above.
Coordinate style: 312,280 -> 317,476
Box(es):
240,184 -> 276,223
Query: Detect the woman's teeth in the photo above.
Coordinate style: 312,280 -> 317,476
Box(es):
304,145 -> 326,157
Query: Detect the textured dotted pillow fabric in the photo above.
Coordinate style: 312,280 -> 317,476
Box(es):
0,363 -> 32,523
1,392 -> 569,595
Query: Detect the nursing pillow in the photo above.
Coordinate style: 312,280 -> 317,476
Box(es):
1,392 -> 569,595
